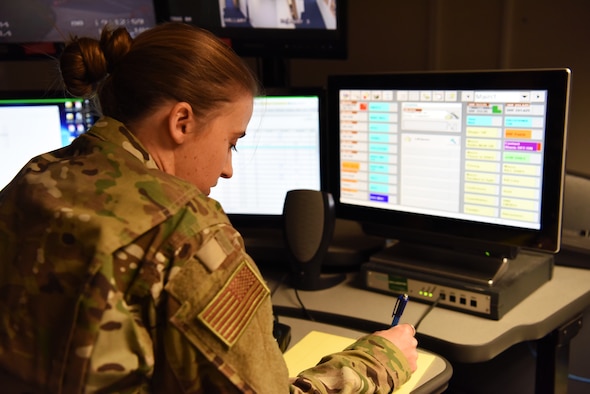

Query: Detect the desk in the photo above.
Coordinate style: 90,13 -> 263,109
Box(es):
268,265 -> 590,394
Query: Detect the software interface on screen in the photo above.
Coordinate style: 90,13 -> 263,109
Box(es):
0,96 -> 95,190
338,88 -> 549,231
209,94 -> 322,216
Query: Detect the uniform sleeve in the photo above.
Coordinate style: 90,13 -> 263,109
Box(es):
289,334 -> 412,394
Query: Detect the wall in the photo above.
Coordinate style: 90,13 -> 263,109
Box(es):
0,0 -> 588,174
286,0 -> 590,177
283,4 -> 590,391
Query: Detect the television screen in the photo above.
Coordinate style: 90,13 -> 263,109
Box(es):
327,69 -> 571,262
154,0 -> 347,59
0,91 -> 98,190
0,0 -> 157,58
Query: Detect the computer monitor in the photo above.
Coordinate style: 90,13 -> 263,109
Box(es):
327,69 -> 571,281
208,88 -> 325,263
211,87 -> 389,267
0,1 -> 158,58
210,88 -> 324,221
0,91 -> 98,190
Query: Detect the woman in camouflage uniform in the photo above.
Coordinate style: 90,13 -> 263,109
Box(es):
0,22 -> 418,393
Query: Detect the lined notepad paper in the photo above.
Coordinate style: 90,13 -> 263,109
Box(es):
284,330 -> 436,394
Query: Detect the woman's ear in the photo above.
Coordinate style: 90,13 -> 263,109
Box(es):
168,102 -> 194,145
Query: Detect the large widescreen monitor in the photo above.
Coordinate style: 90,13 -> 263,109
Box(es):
154,0 -> 347,59
0,1 -> 158,58
327,69 -> 571,278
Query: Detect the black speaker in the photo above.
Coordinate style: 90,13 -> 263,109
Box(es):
282,189 -> 346,290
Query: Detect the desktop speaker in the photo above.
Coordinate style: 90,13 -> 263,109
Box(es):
282,189 -> 346,290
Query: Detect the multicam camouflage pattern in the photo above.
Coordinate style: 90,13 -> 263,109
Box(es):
0,117 -> 411,393
290,335 -> 412,393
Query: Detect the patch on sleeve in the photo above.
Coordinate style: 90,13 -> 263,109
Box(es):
195,229 -> 235,272
198,261 -> 269,347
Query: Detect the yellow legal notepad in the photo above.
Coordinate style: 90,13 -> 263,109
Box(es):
284,330 -> 436,394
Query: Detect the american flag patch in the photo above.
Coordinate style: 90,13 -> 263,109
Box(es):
198,261 -> 269,347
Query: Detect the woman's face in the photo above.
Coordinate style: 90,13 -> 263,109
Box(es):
176,94 -> 253,195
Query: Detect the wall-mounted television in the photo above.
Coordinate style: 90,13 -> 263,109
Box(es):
154,0 -> 347,61
327,69 -> 571,279
0,1 -> 158,59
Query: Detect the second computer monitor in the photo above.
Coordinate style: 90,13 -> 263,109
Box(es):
209,88 -> 325,228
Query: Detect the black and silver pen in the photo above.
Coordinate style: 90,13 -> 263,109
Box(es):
391,293 -> 409,327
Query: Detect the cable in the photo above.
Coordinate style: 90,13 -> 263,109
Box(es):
282,289 -> 440,331
266,270 -> 315,321
294,288 -> 315,321
270,272 -> 290,327
413,296 -> 441,331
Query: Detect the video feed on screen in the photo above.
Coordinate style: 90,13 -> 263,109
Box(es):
219,0 -> 337,29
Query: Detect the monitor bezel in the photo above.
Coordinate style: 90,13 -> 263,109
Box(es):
326,68 -> 571,256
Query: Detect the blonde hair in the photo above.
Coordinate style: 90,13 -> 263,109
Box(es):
60,23 -> 260,123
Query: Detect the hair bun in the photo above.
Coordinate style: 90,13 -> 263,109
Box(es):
100,27 -> 133,74
59,27 -> 132,97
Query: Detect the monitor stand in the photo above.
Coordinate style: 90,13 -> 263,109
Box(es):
259,56 -> 290,87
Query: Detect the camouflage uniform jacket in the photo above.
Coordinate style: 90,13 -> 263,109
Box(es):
0,117 -> 412,393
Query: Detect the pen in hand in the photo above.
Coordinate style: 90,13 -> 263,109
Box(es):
391,293 -> 409,327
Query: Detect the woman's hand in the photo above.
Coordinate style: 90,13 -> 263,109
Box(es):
374,324 -> 418,372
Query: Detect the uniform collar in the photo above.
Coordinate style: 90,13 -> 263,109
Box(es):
85,116 -> 160,170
